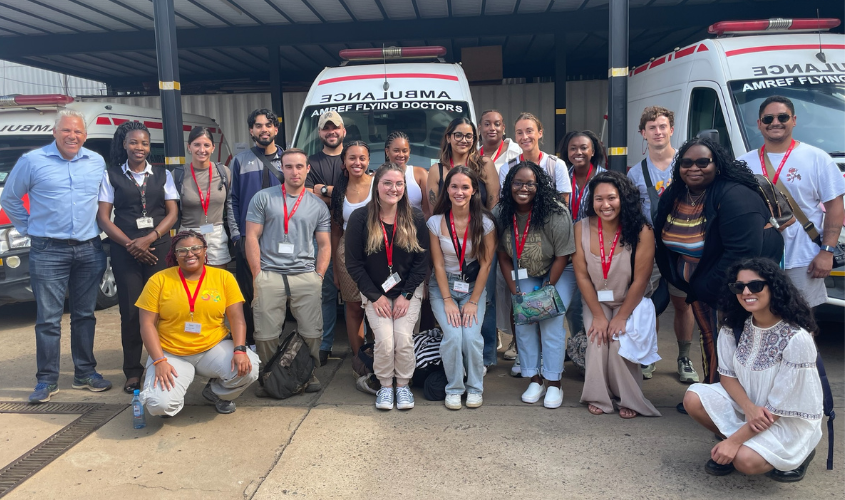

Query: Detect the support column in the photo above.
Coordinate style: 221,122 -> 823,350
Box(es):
554,33 -> 567,157
607,0 -> 629,172
152,0 -> 185,169
269,45 -> 286,148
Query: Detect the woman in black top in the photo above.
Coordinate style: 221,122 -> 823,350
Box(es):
97,121 -> 179,393
654,137 -> 783,385
345,162 -> 430,411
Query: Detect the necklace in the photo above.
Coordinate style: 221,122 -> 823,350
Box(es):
687,189 -> 705,207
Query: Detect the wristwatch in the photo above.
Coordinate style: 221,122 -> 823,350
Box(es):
233,345 -> 247,353
820,245 -> 836,253
320,185 -> 329,196
402,291 -> 413,300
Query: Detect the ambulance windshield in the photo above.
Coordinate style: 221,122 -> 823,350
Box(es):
730,77 -> 845,157
293,101 -> 472,169
0,138 -> 52,186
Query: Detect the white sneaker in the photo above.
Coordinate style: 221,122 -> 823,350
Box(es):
466,393 -> 483,408
521,381 -> 546,403
544,386 -> 563,409
482,366 -> 488,377
510,358 -> 521,377
375,387 -> 394,410
503,339 -> 517,360
445,394 -> 462,410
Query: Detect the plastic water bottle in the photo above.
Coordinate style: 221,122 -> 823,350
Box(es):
132,389 -> 146,429
534,286 -> 540,291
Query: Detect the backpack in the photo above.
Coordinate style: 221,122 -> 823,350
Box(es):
259,330 -> 315,399
171,162 -> 230,231
731,323 -> 835,470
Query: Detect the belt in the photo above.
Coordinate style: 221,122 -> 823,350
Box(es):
44,237 -> 97,246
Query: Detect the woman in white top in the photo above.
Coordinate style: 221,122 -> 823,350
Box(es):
331,141 -> 374,357
428,166 -> 496,410
385,131 -> 429,216
684,257 -> 823,481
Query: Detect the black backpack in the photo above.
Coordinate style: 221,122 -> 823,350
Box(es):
731,324 -> 835,470
259,330 -> 314,399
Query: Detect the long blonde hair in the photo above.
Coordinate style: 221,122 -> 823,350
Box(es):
365,162 -> 424,255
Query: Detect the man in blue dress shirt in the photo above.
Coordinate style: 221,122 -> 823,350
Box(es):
1,109 -> 113,403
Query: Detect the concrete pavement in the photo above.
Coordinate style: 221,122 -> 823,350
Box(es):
1,301 -> 842,499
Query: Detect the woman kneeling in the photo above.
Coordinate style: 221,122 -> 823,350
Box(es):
136,230 -> 259,416
684,258 -> 822,481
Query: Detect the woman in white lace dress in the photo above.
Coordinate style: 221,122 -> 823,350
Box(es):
683,258 -> 822,482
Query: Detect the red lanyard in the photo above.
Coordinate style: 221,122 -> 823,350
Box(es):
189,162 -> 212,220
480,141 -> 504,162
570,163 -> 594,220
759,139 -> 796,185
512,212 -> 532,260
381,212 -> 398,272
178,266 -> 206,319
519,152 -> 543,164
597,218 -> 621,281
281,184 -> 306,239
448,211 -> 470,272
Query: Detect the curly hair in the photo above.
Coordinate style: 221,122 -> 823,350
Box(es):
584,171 -> 650,249
719,257 -> 818,336
331,140 -> 370,226
561,130 -> 607,169
110,121 -> 150,168
496,160 -> 567,231
166,230 -> 208,267
432,166 -> 491,261
439,117 -> 486,182
660,137 -> 758,211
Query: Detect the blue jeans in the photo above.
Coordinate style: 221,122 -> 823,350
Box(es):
319,252 -> 338,353
429,273 -> 487,395
480,254 -> 498,366
29,237 -> 107,385
514,274 -> 575,381
562,264 -> 584,338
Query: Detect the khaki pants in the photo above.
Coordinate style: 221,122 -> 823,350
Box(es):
252,270 -> 324,369
362,284 -> 423,387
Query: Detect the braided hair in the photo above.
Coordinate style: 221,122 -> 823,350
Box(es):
496,160 -> 567,231
166,230 -> 208,267
110,121 -> 150,168
385,130 -> 410,160
331,140 -> 370,226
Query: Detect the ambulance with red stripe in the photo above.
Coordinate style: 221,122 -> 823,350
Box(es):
0,95 -> 231,307
291,46 -> 476,167
626,18 -> 845,313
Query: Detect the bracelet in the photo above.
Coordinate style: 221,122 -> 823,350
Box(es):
152,357 -> 167,366
153,229 -> 161,239
233,351 -> 247,355
468,300 -> 478,306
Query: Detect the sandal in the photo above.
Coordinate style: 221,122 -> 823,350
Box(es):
588,404 -> 605,415
619,407 -> 638,419
123,378 -> 141,394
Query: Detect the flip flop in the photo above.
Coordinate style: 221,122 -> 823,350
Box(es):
588,404 -> 605,415
123,378 -> 141,394
619,407 -> 637,419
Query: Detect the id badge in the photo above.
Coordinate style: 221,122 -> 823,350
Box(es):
199,223 -> 215,235
511,268 -> 528,281
453,280 -> 470,293
136,217 -> 154,229
278,242 -> 295,255
381,272 -> 401,292
597,290 -> 614,302
184,321 -> 202,333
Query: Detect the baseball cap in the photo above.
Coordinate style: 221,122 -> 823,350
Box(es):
318,110 -> 344,129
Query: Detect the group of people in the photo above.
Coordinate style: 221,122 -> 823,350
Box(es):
2,95 -> 841,481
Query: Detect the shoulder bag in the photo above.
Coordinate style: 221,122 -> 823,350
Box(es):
510,219 -> 566,325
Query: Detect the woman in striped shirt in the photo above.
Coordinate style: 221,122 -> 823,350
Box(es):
654,137 -> 783,386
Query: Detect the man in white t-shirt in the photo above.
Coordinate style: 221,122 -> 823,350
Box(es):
627,106 -> 698,384
738,95 -> 845,308
478,109 -> 522,175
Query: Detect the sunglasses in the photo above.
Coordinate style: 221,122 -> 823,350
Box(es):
727,280 -> 767,294
174,244 -> 206,256
679,157 -> 713,169
760,113 -> 792,125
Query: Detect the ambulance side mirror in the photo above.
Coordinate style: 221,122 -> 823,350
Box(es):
696,129 -> 720,144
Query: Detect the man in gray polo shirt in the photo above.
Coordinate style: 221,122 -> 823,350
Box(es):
245,148 -> 331,395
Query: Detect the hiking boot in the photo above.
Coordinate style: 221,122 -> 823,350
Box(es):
678,357 -> 700,383
202,382 -> 236,414
641,363 -> 655,380
395,386 -> 415,410
29,383 -> 58,404
72,373 -> 112,392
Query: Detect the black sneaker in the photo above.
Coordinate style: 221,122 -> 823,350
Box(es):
319,350 -> 331,366
202,382 -> 236,414
705,459 -> 735,476
766,450 -> 815,482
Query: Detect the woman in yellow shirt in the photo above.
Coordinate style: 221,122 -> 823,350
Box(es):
136,230 -> 258,416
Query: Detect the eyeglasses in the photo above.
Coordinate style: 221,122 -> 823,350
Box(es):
512,181 -> 538,190
727,280 -> 767,294
679,158 -> 713,169
451,132 -> 475,142
174,245 -> 206,256
380,181 -> 405,190
760,113 -> 792,125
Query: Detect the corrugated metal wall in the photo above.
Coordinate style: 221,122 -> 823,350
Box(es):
82,80 -> 608,150
0,60 -> 106,97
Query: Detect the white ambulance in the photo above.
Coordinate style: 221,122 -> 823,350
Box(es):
0,95 -> 232,308
291,46 -> 476,168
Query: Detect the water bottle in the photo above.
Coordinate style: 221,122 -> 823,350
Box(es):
132,389 -> 146,429
534,286 -> 540,291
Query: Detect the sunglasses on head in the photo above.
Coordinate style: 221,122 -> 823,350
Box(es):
760,113 -> 792,125
679,157 -> 713,169
727,280 -> 767,294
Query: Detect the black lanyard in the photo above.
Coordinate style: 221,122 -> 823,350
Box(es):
125,169 -> 150,217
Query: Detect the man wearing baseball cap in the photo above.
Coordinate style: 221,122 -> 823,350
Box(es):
306,110 -> 346,366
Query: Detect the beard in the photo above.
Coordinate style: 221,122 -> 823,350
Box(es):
321,135 -> 343,148
252,133 -> 276,147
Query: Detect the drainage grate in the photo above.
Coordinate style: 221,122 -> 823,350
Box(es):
0,401 -> 127,498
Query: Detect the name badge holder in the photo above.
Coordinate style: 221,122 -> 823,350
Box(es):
279,184 -> 306,256
597,218 -> 620,303
190,162 -> 216,235
380,213 -> 401,293
125,168 -> 155,230
447,211 -> 471,294
179,266 -> 207,334
511,212 -> 532,297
